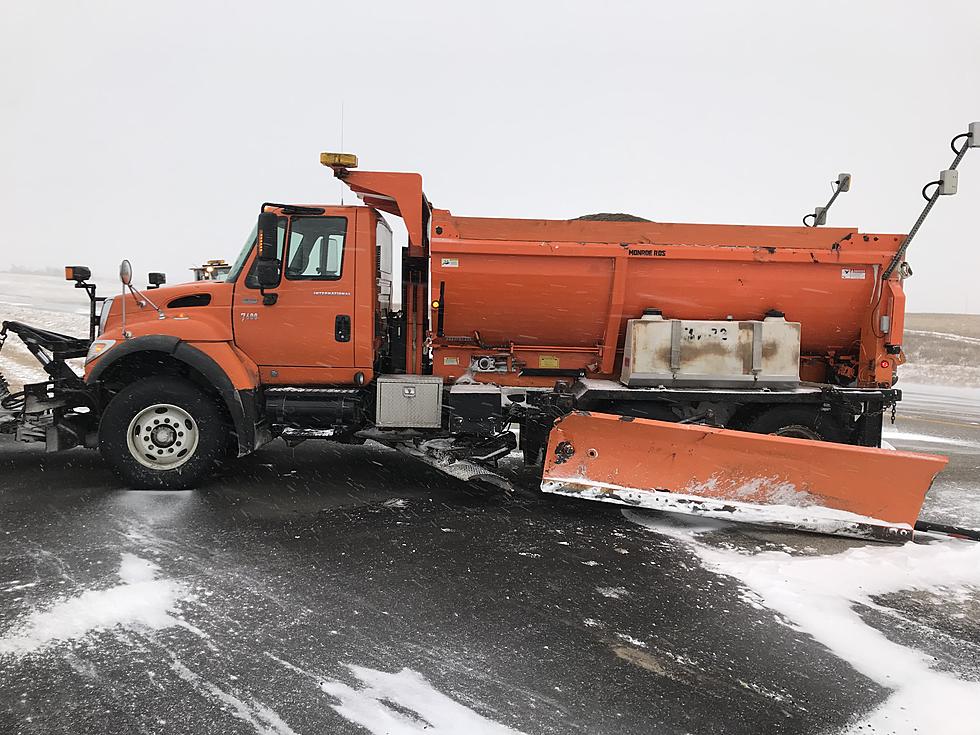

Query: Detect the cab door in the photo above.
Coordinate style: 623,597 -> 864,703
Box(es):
233,213 -> 357,383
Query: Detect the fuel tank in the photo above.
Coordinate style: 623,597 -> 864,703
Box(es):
427,213 -> 906,386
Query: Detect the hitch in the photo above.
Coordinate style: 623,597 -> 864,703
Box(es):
0,321 -> 98,449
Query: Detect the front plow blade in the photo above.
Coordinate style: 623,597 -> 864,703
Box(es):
541,412 -> 948,541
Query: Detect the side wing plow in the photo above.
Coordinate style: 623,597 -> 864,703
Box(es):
541,412 -> 948,541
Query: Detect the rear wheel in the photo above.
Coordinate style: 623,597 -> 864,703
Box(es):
741,406 -> 847,443
100,376 -> 226,489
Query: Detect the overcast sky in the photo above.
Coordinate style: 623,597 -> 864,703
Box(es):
2,1 -> 978,312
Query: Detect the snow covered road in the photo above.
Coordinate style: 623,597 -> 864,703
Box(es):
1,411 -> 978,734
1,282 -> 979,733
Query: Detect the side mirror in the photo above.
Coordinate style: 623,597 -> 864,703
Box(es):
254,259 -> 280,290
255,212 -> 281,292
119,259 -> 133,286
257,212 -> 279,261
148,272 -> 166,289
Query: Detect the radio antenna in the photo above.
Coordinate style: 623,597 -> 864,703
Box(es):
339,101 -> 345,205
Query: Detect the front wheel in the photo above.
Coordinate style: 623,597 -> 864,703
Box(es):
99,376 -> 227,489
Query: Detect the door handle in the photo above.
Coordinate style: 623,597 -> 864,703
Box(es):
335,314 -> 351,342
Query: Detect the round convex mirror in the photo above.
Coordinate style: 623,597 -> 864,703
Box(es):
119,259 -> 133,286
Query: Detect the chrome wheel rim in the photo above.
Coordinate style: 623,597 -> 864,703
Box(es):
126,404 -> 199,469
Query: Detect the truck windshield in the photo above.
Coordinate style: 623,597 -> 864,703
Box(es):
227,224 -> 258,282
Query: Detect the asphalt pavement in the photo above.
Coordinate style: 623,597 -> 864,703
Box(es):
0,383 -> 977,734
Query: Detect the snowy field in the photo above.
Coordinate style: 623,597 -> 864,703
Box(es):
1,274 -> 979,734
0,271 -> 90,389
902,313 -> 980,386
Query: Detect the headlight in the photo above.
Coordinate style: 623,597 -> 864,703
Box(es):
86,339 -> 116,364
99,297 -> 114,334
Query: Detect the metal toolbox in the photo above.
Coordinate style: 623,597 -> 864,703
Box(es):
620,314 -> 801,388
375,375 -> 444,428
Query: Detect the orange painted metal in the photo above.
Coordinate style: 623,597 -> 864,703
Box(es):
327,166 -> 911,389
541,411 -> 948,539
428,217 -> 907,388
89,203 -> 384,390
228,205 -> 382,385
96,281 -> 235,344
338,170 -> 428,251
93,167 -> 914,397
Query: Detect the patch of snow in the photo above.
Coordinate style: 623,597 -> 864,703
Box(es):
264,655 -> 525,735
544,478 -> 909,539
118,553 -> 158,583
900,363 -> 980,388
624,510 -> 980,732
596,586 -> 629,599
0,553 -> 190,655
614,633 -> 647,648
2,581 -> 39,593
170,659 -> 299,735
904,329 -> 980,346
919,480 -> 980,528
319,665 -> 526,735
686,475 -> 809,505
281,427 -> 335,438
882,429 -> 980,450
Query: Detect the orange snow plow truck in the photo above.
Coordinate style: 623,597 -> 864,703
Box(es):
2,127 -> 978,542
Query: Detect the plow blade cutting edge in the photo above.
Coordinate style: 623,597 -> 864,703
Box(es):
541,412 -> 948,542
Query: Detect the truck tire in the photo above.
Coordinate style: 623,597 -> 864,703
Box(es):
741,406 -> 847,443
99,376 -> 226,489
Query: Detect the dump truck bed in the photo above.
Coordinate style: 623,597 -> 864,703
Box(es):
426,210 -> 906,388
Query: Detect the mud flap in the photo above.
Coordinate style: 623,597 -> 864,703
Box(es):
541,411 -> 948,541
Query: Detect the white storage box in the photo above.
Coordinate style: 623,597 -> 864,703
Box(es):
620,314 -> 801,388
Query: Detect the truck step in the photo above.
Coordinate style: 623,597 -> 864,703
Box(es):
394,441 -> 516,494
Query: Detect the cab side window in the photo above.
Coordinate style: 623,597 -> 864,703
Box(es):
285,217 -> 347,280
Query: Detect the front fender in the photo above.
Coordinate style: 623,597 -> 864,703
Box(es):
87,337 -> 262,456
